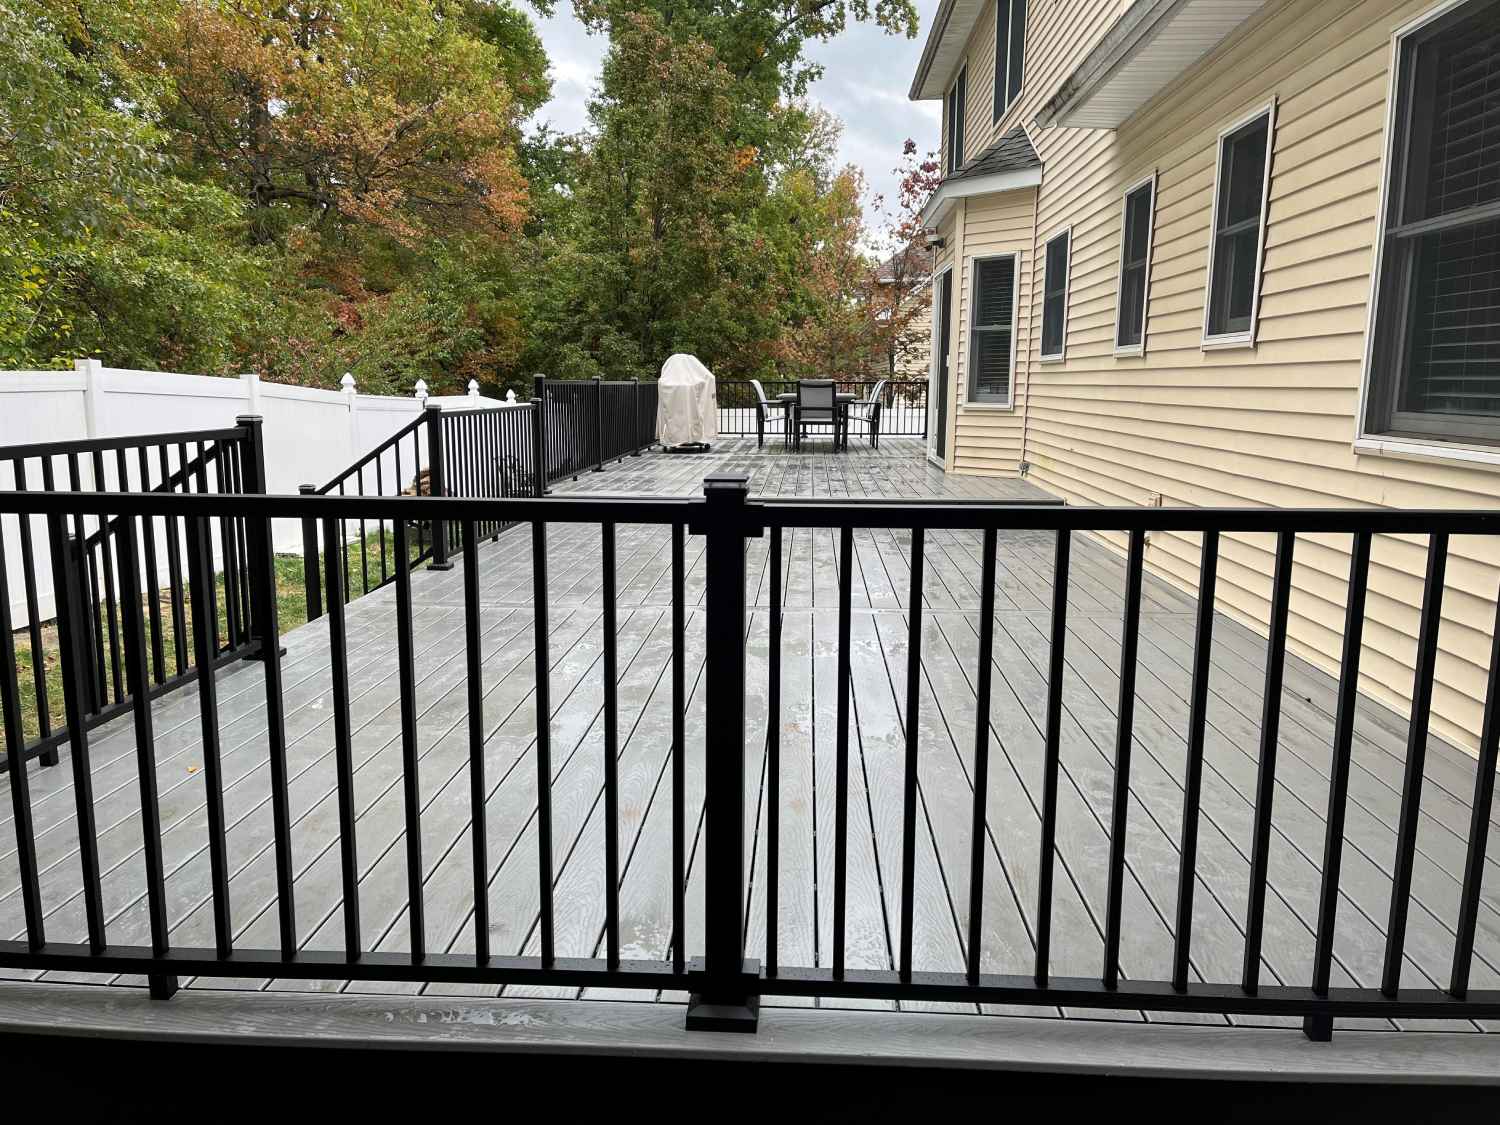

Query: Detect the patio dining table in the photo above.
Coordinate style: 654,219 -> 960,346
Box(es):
776,390 -> 859,450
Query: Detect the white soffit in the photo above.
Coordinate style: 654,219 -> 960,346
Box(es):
1037,0 -> 1271,129
909,0 -> 989,100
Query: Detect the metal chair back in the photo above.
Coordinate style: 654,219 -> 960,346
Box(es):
798,379 -> 836,421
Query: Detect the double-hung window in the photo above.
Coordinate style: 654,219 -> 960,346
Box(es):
946,66 -> 968,174
1364,0 -> 1500,445
993,0 -> 1028,121
1204,104 -> 1275,345
1115,175 -> 1156,353
1040,229 -> 1070,361
968,255 -> 1017,404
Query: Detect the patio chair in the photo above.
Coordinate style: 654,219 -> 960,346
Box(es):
750,378 -> 787,448
794,379 -> 839,450
845,379 -> 887,449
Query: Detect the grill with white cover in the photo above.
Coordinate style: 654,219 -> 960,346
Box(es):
656,353 -> 719,452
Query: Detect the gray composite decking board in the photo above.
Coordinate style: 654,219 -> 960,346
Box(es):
3,437 -> 1498,1041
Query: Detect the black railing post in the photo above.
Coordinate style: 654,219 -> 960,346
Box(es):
298,484 -> 322,621
922,381 -> 929,440
591,375 -> 605,471
686,472 -> 760,1032
632,377 -> 644,455
425,403 -> 453,570
235,415 -> 280,660
532,374 -> 549,495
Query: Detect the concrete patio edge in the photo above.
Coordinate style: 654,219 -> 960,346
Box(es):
1,982 -> 1498,1084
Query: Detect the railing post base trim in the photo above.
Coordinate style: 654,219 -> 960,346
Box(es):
148,973 -> 180,1000
685,958 -> 762,1033
1302,1013 -> 1333,1042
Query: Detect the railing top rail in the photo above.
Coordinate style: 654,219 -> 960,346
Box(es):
4,486 -> 1500,536
0,425 -> 247,461
755,499 -> 1500,534
316,410 -> 428,493
0,488 -> 699,525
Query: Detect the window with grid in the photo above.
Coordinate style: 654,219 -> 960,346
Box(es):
946,67 -> 967,174
968,256 -> 1016,403
1041,231 -> 1069,359
1205,110 -> 1272,340
993,0 -> 1028,122
1367,0 -> 1500,444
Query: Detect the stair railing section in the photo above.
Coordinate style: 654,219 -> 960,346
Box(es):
0,418 -> 264,771
4,483 -> 1500,1043
301,408 -> 437,622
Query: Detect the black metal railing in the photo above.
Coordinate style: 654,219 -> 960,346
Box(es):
2,481 -> 1499,1043
716,379 -> 929,439
0,420 -> 267,771
533,376 -> 657,483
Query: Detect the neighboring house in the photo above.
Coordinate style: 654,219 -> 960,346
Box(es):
908,0 -> 1500,753
875,244 -> 936,376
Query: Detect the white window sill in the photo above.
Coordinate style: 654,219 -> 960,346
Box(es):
1038,353 -> 1065,364
1202,332 -> 1255,351
962,401 -> 1015,411
1353,434 -> 1500,472
1114,344 -> 1144,358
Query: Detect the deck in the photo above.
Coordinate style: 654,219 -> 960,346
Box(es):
3,437 -> 1500,1048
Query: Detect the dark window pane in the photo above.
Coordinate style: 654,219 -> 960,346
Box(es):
1414,6 -> 1500,221
1124,184 -> 1152,265
1008,0 -> 1027,104
1118,266 -> 1147,348
971,330 -> 1013,399
974,257 -> 1014,326
1221,118 -> 1269,229
1403,216 -> 1500,416
994,0 -> 1011,119
1209,226 -> 1260,336
1042,232 -> 1068,355
954,69 -> 967,169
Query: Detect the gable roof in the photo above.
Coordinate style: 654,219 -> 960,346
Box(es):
920,126 -> 1043,227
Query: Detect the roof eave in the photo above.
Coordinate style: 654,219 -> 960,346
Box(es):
921,167 -> 1043,230
1035,0 -> 1267,130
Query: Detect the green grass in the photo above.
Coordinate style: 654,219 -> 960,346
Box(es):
11,528 -> 424,745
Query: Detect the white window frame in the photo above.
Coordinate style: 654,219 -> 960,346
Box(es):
946,64 -> 968,175
1353,0 -> 1500,467
1201,99 -> 1276,350
964,251 -> 1020,409
993,0 -> 1027,124
1114,171 -> 1158,357
928,263 -> 957,463
1039,226 -> 1071,363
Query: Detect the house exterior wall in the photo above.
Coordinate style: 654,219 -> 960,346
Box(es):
925,0 -> 1500,753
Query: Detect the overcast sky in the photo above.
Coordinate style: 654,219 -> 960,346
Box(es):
525,0 -> 944,212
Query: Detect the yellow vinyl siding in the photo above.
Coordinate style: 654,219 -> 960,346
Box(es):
999,0 -> 1499,752
952,188 -> 1035,475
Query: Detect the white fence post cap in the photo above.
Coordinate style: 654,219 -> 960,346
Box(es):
505,389 -> 517,403
414,378 -> 428,403
467,379 -> 479,397
340,372 -> 356,393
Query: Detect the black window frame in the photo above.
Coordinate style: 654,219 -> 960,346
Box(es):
1363,0 -> 1500,447
1115,173 -> 1157,354
993,0 -> 1028,123
946,65 -> 968,175
1040,228 -> 1070,361
967,252 -> 1018,405
1203,102 -> 1275,346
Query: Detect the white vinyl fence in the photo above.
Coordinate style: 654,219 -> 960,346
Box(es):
1,361 -> 508,625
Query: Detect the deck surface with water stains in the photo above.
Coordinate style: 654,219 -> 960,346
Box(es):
3,437 -> 1500,1040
